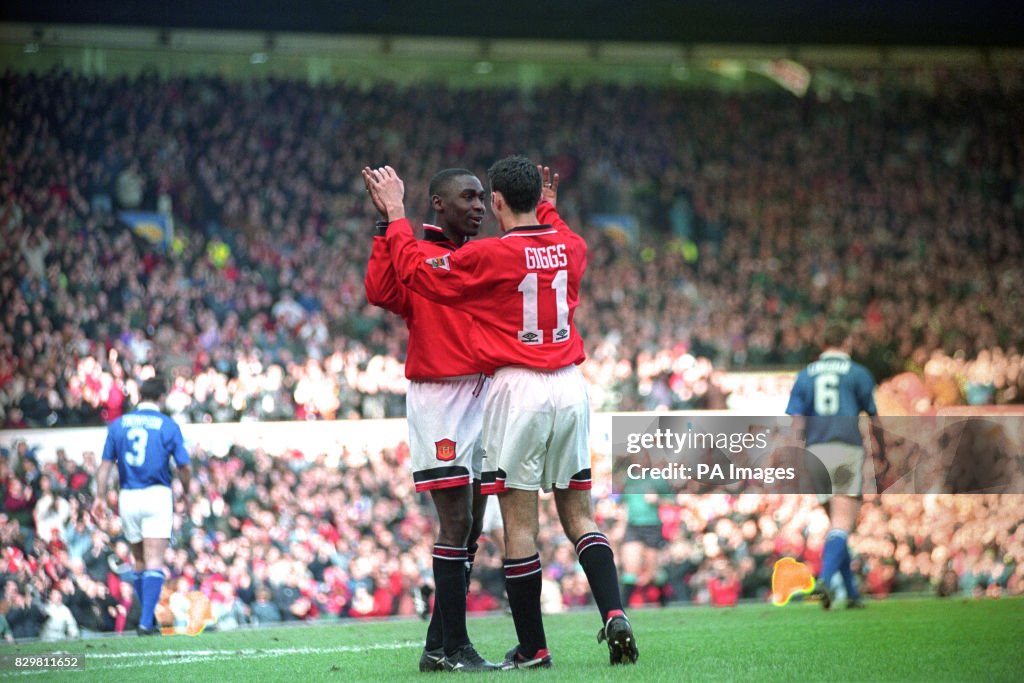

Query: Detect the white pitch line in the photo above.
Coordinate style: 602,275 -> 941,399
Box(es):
7,641 -> 416,676
83,642 -> 415,659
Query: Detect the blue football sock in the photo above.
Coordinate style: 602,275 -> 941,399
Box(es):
131,571 -> 144,609
839,543 -> 861,600
818,529 -> 848,588
140,570 -> 165,630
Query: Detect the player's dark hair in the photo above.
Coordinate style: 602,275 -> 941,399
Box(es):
428,168 -> 475,202
487,155 -> 541,214
823,322 -> 850,349
140,377 -> 167,402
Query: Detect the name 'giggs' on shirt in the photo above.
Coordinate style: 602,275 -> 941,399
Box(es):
524,244 -> 567,270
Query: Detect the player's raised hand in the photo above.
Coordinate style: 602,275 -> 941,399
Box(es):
361,167 -> 387,215
362,166 -> 389,219
538,165 -> 560,207
364,166 -> 407,220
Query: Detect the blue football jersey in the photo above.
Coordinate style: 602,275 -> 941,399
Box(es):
786,351 -> 877,446
102,404 -> 190,489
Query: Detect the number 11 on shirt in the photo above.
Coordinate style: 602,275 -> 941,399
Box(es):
518,270 -> 569,345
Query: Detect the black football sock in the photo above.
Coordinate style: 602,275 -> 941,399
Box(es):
424,602 -> 443,651
433,545 -> 470,656
575,532 -> 626,623
621,579 -> 637,606
504,554 -> 546,657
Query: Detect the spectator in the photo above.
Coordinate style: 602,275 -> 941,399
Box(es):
4,478 -> 35,546
6,591 -> 46,639
250,587 -> 282,625
113,580 -> 140,634
18,229 -> 51,280
64,517 -> 94,561
465,578 -> 499,614
210,580 -> 246,631
40,588 -> 79,642
33,476 -> 71,546
67,575 -> 114,635
708,566 -> 742,607
82,532 -> 113,583
0,611 -> 12,642
168,577 -> 193,629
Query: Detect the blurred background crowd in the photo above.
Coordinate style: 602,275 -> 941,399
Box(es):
2,66 -> 1024,639
2,68 -> 1023,429
3,438 -> 1023,640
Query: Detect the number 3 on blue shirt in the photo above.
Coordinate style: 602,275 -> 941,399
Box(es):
125,427 -> 149,467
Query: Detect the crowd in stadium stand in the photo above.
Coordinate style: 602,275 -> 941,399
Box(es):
2,68 -> 1024,428
2,439 -> 1023,639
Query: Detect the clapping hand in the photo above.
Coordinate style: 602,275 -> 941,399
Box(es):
362,166 -> 407,221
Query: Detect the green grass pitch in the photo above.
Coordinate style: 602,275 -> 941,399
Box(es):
5,597 -> 1023,681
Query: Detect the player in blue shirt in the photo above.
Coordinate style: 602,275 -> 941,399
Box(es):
93,377 -> 192,635
786,322 -> 884,609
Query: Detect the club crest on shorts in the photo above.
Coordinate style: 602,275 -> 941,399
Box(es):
426,253 -> 451,271
435,438 -> 456,461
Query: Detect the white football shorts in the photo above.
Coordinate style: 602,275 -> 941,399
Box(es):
480,364 -> 592,494
808,441 -> 865,502
407,374 -> 489,492
118,485 -> 174,542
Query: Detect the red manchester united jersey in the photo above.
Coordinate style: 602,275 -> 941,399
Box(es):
364,225 -> 485,379
386,201 -> 586,373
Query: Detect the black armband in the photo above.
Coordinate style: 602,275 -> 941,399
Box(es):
374,219 -> 389,237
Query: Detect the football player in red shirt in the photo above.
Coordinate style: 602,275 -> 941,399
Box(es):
364,156 -> 638,668
364,168 -> 496,672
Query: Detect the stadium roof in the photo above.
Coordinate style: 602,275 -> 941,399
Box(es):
2,0 -> 1022,47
